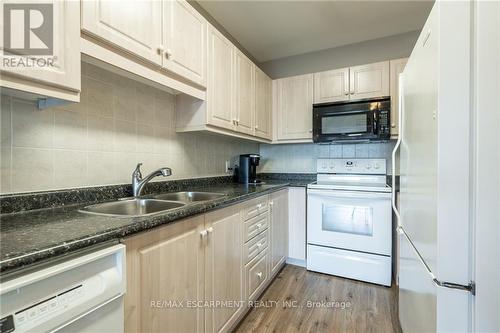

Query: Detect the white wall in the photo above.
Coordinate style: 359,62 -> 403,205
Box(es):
260,31 -> 419,79
0,63 -> 258,194
258,141 -> 396,174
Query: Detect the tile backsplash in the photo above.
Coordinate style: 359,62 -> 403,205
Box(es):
258,142 -> 396,174
0,63 -> 258,194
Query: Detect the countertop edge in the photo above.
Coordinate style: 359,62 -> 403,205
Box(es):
0,183 -> 291,275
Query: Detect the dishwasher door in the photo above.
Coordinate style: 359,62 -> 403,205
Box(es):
0,244 -> 126,333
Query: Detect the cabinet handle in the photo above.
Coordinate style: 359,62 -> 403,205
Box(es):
207,227 -> 214,234
257,242 -> 263,248
157,46 -> 164,55
350,91 -> 355,95
200,230 -> 208,238
344,91 -> 349,96
269,201 -> 273,207
256,223 -> 262,229
255,125 -> 259,129
256,272 -> 263,279
391,123 -> 396,128
165,48 -> 172,58
308,129 -> 313,133
257,203 -> 262,209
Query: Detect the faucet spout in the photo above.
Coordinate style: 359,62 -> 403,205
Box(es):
132,164 -> 172,197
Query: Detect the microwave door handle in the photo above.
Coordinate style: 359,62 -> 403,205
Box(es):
372,112 -> 378,135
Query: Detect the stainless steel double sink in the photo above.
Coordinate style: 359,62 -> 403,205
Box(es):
79,191 -> 226,217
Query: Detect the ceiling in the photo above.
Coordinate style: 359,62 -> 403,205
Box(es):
198,0 -> 434,63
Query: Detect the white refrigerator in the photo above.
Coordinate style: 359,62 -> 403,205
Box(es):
392,1 -> 475,332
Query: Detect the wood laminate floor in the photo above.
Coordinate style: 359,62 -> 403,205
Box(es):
234,265 -> 400,333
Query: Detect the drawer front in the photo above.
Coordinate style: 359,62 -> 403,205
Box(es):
242,196 -> 268,221
243,229 -> 269,264
246,250 -> 268,301
244,212 -> 269,242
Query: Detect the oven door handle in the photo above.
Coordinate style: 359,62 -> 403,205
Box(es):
307,189 -> 391,199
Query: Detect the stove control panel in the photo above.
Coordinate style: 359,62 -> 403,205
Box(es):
316,158 -> 387,174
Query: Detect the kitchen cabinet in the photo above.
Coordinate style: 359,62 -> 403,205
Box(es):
0,0 -> 80,102
313,68 -> 350,104
390,58 -> 408,138
233,49 -> 255,135
254,67 -> 273,140
122,215 -> 205,333
204,205 -> 244,333
274,74 -> 314,142
206,25 -> 235,131
270,189 -> 289,277
163,0 -> 207,86
81,0 -> 162,65
349,61 -> 390,100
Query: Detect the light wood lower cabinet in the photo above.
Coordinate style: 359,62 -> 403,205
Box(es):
270,189 -> 289,277
122,193 -> 288,333
204,205 -> 244,333
122,215 -> 205,333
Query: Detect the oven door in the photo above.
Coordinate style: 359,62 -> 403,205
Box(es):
307,189 -> 392,256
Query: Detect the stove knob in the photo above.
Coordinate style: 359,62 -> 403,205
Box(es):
365,164 -> 372,170
374,163 -> 380,169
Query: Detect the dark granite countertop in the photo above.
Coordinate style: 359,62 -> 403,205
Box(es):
0,182 -> 290,274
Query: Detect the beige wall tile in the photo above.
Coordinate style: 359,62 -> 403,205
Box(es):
113,78 -> 136,122
137,124 -> 155,154
12,98 -> 54,149
0,146 -> 11,193
114,120 -> 137,153
54,110 -> 87,150
87,151 -> 116,185
53,150 -> 87,189
136,84 -> 156,125
87,115 -> 114,152
1,95 -> 12,146
11,147 -> 53,192
85,77 -> 114,118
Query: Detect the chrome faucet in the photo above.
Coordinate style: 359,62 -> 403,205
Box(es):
132,163 -> 172,197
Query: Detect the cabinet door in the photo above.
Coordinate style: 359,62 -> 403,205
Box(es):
270,189 -> 288,277
205,205 -> 244,333
275,74 -> 314,140
207,25 -> 235,131
163,0 -> 207,86
233,50 -> 255,135
389,58 -> 408,138
313,68 -> 349,104
254,67 -> 272,140
122,215 -> 205,333
0,0 -> 80,93
81,0 -> 162,65
349,61 -> 390,100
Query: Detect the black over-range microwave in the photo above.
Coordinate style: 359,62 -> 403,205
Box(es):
312,97 -> 391,143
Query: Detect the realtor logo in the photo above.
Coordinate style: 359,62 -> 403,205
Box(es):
3,3 -> 53,56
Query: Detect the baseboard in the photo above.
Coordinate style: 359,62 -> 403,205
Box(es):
286,257 -> 306,267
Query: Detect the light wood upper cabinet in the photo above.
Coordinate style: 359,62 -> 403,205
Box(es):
0,0 -> 80,101
349,61 -> 390,100
274,74 -> 314,141
255,67 -> 273,140
270,189 -> 288,277
390,58 -> 408,138
313,68 -> 349,104
122,215 -> 205,333
233,50 -> 255,135
81,0 -> 162,65
204,205 -> 244,333
163,0 -> 207,86
207,25 -> 235,131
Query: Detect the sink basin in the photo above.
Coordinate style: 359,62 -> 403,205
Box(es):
79,199 -> 186,217
150,191 -> 226,203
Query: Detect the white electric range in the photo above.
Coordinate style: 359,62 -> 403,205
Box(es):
306,158 -> 392,286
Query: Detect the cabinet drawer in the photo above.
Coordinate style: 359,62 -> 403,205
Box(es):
246,250 -> 268,301
243,229 -> 268,264
242,196 -> 268,221
244,212 -> 269,242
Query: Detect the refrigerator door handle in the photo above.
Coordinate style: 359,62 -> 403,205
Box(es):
392,74 -> 404,228
397,226 -> 475,295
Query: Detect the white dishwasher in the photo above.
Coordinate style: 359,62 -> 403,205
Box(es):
0,244 -> 126,333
